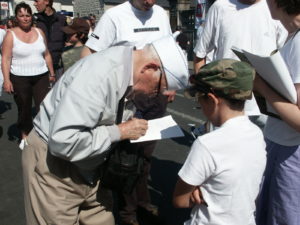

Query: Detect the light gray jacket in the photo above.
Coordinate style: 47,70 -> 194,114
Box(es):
34,46 -> 134,171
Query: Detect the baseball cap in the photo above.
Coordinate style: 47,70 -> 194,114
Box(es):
151,35 -> 189,91
186,59 -> 255,100
62,18 -> 90,34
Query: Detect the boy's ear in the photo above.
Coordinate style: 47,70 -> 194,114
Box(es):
207,92 -> 220,106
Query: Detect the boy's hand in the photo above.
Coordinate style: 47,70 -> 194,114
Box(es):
190,186 -> 208,207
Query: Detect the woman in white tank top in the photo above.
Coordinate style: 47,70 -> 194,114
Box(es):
1,2 -> 55,142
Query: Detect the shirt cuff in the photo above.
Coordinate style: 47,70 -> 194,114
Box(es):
85,40 -> 100,52
106,124 -> 121,143
194,50 -> 207,59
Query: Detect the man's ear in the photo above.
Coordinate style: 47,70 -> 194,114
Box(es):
141,62 -> 160,73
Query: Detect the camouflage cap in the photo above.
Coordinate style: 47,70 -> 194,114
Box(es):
186,59 -> 255,100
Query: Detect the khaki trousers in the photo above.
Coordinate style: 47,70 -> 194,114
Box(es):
22,130 -> 114,225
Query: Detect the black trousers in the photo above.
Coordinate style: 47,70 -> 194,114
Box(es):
10,72 -> 49,135
118,93 -> 168,222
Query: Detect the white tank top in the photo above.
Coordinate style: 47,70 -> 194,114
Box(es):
10,28 -> 48,76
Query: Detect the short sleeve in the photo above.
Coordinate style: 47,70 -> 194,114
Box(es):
280,32 -> 300,84
193,4 -> 217,58
288,33 -> 300,83
85,13 -> 116,52
178,138 -> 216,186
275,21 -> 288,49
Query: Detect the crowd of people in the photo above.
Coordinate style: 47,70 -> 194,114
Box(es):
0,0 -> 299,224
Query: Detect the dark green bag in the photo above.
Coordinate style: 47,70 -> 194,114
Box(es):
100,90 -> 144,194
100,140 -> 144,194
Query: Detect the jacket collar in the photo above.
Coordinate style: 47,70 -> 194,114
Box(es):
34,10 -> 59,22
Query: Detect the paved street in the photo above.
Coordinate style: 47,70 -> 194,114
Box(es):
0,81 -> 206,225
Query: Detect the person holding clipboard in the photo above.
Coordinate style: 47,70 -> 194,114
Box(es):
254,0 -> 300,224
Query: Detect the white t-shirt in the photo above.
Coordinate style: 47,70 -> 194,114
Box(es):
264,32 -> 300,146
86,1 -> 172,51
179,116 -> 266,225
0,29 -> 6,96
194,0 -> 286,60
193,0 -> 287,116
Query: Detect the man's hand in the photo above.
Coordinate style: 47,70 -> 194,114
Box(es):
118,118 -> 148,140
163,90 -> 176,102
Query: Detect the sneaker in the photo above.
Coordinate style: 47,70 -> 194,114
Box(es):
121,219 -> 140,225
137,204 -> 164,225
138,204 -> 159,217
19,138 -> 28,151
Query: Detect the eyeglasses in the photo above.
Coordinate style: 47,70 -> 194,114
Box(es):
156,67 -> 167,97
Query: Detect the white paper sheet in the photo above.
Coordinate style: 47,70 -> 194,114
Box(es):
232,47 -> 297,104
130,115 -> 184,143
232,47 -> 297,116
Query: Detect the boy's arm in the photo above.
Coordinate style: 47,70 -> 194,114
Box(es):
173,139 -> 215,208
173,178 -> 207,208
173,178 -> 196,208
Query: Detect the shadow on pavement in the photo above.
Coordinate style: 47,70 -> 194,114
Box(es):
7,123 -> 20,142
0,100 -> 13,140
0,100 -> 12,114
149,157 -> 191,225
170,129 -> 194,148
113,157 -> 191,225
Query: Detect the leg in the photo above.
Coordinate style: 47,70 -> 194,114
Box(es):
118,141 -> 156,224
10,74 -> 34,136
118,143 -> 140,224
119,188 -> 139,224
256,139 -> 300,225
79,186 -> 114,225
256,139 -> 276,225
22,130 -> 87,225
32,73 -> 50,113
267,143 -> 300,225
119,94 -> 167,224
136,141 -> 156,208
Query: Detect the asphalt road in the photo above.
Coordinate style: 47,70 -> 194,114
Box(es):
0,86 -> 206,225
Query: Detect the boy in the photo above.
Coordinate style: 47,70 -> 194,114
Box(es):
173,59 -> 266,225
61,18 -> 89,72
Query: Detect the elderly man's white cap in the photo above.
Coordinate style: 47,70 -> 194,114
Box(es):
152,35 -> 189,90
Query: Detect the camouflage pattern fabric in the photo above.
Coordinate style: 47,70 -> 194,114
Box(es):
188,59 -> 255,100
62,46 -> 84,72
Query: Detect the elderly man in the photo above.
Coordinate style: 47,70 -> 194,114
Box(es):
22,35 -> 189,225
81,0 -> 174,224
